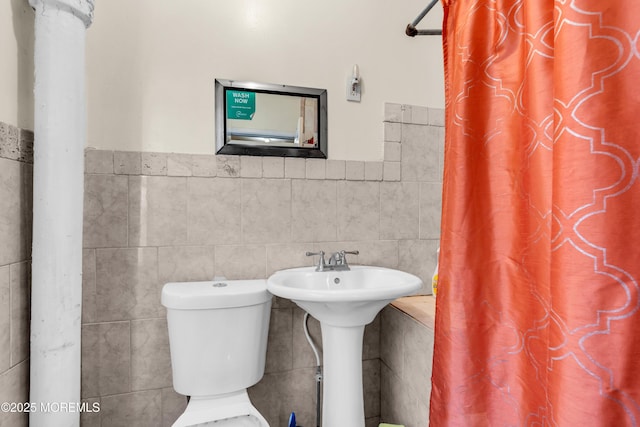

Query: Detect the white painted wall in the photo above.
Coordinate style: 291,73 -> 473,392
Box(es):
86,0 -> 444,160
0,0 -> 34,129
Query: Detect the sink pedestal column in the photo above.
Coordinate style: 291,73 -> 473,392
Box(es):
321,323 -> 366,427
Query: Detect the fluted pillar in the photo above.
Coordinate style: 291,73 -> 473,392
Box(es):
29,1 -> 94,425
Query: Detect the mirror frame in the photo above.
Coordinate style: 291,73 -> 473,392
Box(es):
215,79 -> 328,158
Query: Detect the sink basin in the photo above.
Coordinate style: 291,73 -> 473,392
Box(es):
267,265 -> 422,427
268,265 -> 421,327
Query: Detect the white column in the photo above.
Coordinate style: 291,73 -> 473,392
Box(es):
29,1 -> 93,426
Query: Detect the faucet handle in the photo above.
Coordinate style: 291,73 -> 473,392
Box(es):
306,251 -> 326,271
338,250 -> 359,266
305,250 -> 325,257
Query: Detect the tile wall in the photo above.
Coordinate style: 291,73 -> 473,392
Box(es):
380,298 -> 436,427
80,103 -> 444,426
0,121 -> 34,427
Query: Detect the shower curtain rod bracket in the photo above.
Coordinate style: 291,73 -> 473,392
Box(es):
406,0 -> 442,37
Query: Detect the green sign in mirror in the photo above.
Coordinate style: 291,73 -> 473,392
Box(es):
226,90 -> 256,120
215,79 -> 328,158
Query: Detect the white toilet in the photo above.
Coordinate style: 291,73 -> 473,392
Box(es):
162,279 -> 272,427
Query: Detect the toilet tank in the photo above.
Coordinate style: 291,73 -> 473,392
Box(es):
162,279 -> 272,397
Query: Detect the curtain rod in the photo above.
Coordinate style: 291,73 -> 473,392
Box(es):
405,0 -> 442,36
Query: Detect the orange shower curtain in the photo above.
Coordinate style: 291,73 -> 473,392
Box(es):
431,1 -> 640,425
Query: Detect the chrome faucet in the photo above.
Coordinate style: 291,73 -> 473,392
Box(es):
306,250 -> 359,271
306,251 -> 327,271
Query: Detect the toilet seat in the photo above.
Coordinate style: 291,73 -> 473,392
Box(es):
191,414 -> 263,426
172,390 -> 269,427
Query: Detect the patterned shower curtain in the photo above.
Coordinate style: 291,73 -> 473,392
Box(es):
430,1 -> 640,425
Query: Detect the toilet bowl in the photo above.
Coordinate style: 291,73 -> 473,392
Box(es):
162,279 -> 272,427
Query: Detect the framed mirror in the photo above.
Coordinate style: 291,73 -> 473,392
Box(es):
215,79 -> 328,158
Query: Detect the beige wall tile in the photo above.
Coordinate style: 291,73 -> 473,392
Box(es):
266,243 -> 312,276
363,358 -> 381,418
284,157 -> 305,178
217,155 -> 240,177
380,306 -> 405,377
380,363 -> 409,426
278,368 -> 319,427
263,157 -> 284,178
0,361 -> 29,427
85,150 -> 114,174
129,176 -> 188,246
438,126 -> 445,180
131,318 -> 172,391
10,262 -> 29,365
187,177 -> 242,245
380,182 -> 419,240
242,179 -> 291,244
82,249 -> 97,324
81,323 -> 100,398
381,361 -> 430,427
0,123 -> 16,160
141,152 -> 168,176
167,154 -> 193,177
409,105 -> 429,125
0,266 -> 9,371
306,158 -> 326,179
401,104 -> 413,124
365,161 -> 383,181
403,317 -> 434,400
265,308 -> 293,373
114,150 -> 141,175
346,161 -> 365,180
248,372 -> 282,425
162,387 -> 187,427
291,180 -> 337,243
354,240 -> 399,270
383,161 -> 401,181
363,315 -> 381,360
80,397 -> 101,427
240,156 -> 263,178
380,307 -> 433,427
158,245 -> 215,284
325,159 -> 345,180
82,321 -> 131,398
250,370 -> 320,426
398,239 -> 438,295
384,142 -> 401,162
420,182 -> 443,239
0,159 -> 29,265
191,154 -> 217,177
401,124 -> 440,182
22,164 -> 33,254
100,390 -> 162,427
215,245 -> 266,279
83,174 -> 128,248
429,107 -> 445,127
384,102 -> 403,123
292,307 -> 322,369
337,181 -> 379,241
96,247 -> 160,321
384,122 -> 402,142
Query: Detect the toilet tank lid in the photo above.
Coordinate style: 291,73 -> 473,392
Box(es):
161,279 -> 272,309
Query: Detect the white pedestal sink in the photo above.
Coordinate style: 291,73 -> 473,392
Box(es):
267,265 -> 422,427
